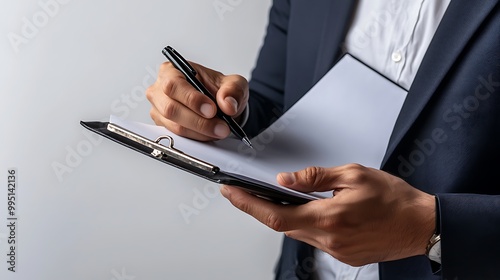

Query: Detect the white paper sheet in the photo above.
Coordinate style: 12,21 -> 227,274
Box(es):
111,54 -> 407,199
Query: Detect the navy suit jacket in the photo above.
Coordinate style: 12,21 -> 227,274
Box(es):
243,0 -> 500,279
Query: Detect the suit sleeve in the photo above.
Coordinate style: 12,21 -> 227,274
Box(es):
437,193 -> 500,279
243,0 -> 290,137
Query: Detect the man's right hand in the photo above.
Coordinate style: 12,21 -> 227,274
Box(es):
146,61 -> 249,141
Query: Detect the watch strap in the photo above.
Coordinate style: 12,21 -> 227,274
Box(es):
426,195 -> 442,268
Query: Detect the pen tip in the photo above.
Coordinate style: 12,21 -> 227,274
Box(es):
243,137 -> 253,149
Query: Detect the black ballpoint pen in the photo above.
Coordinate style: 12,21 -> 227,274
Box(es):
162,46 -> 253,149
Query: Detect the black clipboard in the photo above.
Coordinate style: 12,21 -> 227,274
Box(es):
80,121 -> 321,205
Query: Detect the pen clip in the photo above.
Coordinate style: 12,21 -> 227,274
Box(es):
107,123 -> 219,174
164,46 -> 197,75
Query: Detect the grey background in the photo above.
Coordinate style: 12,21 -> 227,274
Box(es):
0,1 -> 282,279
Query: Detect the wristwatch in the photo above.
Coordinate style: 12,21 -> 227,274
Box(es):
426,233 -> 441,264
426,196 -> 441,264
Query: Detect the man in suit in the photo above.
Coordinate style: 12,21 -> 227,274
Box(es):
146,0 -> 500,279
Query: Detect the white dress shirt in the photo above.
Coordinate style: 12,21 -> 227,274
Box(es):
314,0 -> 450,279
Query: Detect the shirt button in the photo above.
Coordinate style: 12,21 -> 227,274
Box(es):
392,51 -> 402,62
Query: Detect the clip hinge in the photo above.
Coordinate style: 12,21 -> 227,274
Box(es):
107,123 -> 219,174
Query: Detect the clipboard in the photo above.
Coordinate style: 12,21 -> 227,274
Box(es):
80,120 -> 321,205
80,53 -> 407,207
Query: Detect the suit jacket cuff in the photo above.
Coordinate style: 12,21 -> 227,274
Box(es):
436,193 -> 500,279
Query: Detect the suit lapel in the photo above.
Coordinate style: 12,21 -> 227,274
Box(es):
382,0 -> 499,165
312,0 -> 358,83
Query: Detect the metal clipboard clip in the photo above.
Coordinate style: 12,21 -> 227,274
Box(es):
106,123 -> 219,174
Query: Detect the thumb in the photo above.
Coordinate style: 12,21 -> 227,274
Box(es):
216,75 -> 249,117
277,166 -> 338,193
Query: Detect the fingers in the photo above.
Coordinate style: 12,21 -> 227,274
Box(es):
223,164 -> 435,267
220,185 -> 355,260
154,62 -> 218,118
215,75 -> 249,117
192,63 -> 249,117
277,166 -> 338,193
146,61 -> 248,141
220,185 -> 319,232
150,107 -> 218,142
277,164 -> 370,193
149,96 -> 230,140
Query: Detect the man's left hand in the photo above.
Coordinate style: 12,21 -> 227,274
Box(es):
221,164 -> 435,266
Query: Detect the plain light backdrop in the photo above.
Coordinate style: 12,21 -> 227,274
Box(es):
0,1 -> 282,279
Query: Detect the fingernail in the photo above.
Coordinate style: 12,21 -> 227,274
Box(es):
200,103 -> 214,118
214,123 -> 230,138
225,96 -> 238,114
279,172 -> 296,185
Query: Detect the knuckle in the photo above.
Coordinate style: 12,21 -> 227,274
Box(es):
168,122 -> 185,135
145,86 -> 155,101
265,212 -> 287,232
149,108 -> 157,122
317,215 -> 336,231
231,194 -> 246,209
322,232 -> 343,250
161,77 -> 176,97
184,89 -> 200,109
343,163 -> 367,182
303,166 -> 323,186
228,80 -> 249,102
194,116 -> 209,132
162,102 -> 178,119
235,74 -> 248,83
229,74 -> 248,86
159,61 -> 172,73
324,237 -> 340,252
222,82 -> 240,94
345,163 -> 365,171
229,193 -> 253,214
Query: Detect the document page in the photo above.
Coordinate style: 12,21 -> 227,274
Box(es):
111,54 -> 408,198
